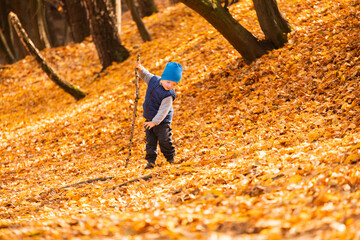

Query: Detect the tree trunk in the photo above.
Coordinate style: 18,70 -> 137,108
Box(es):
84,0 -> 130,70
137,0 -> 158,18
62,0 -> 90,43
29,0 -> 46,50
36,0 -> 51,48
125,0 -> 152,42
115,0 -> 122,34
179,0 -> 266,64
9,12 -> 86,100
268,0 -> 291,33
7,0 -> 28,60
44,1 -> 72,47
0,0 -> 18,63
253,0 -> 291,48
0,27 -> 15,63
104,0 -> 121,36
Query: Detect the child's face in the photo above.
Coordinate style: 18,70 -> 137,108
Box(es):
161,80 -> 177,91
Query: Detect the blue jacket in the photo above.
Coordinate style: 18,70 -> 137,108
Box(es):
143,76 -> 176,123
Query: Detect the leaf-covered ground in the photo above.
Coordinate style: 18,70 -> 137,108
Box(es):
1,0 -> 359,239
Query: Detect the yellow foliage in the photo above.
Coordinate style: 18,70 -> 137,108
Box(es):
0,0 -> 359,239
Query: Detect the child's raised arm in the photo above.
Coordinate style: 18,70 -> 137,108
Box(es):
135,62 -> 142,71
135,62 -> 154,85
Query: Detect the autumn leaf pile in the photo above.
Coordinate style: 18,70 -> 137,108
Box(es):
1,0 -> 359,239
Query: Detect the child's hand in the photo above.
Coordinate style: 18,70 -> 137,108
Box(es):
135,62 -> 142,70
144,121 -> 156,130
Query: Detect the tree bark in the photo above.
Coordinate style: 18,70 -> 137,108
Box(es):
0,28 -> 15,63
36,0 -> 51,48
62,0 -> 90,43
268,0 -> 291,33
179,0 -> 266,64
9,12 -> 86,100
105,0 -> 121,36
84,0 -> 130,70
6,0 -> 28,60
115,0 -> 122,35
253,0 -> 291,48
29,0 -> 43,49
0,0 -> 18,63
125,0 -> 152,42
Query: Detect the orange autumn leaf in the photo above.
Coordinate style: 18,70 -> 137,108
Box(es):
0,0 -> 359,239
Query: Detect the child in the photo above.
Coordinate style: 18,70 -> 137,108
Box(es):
135,61 -> 183,169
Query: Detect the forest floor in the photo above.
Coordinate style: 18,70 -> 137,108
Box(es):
0,0 -> 360,239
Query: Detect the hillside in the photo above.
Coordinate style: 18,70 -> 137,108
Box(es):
1,0 -> 360,239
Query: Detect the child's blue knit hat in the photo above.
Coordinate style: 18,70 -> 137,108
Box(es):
161,62 -> 183,83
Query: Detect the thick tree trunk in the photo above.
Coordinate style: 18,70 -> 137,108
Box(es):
62,0 -> 90,43
9,12 -> 86,100
253,0 -> 291,48
269,0 -> 291,33
84,0 -> 130,70
125,0 -> 152,42
137,0 -> 158,18
105,0 -> 121,36
180,0 -> 266,64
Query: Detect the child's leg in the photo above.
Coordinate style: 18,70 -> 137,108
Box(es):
156,123 -> 175,163
145,128 -> 158,164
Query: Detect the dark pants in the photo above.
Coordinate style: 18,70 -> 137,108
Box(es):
145,122 -> 175,163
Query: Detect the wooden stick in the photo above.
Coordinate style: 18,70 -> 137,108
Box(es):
125,54 -> 140,168
59,176 -> 114,189
116,174 -> 152,188
58,173 -> 153,189
8,12 -> 86,100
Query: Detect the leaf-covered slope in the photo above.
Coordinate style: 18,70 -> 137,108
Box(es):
0,0 -> 359,239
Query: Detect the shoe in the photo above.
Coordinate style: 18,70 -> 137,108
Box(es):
145,162 -> 155,169
167,158 -> 174,164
